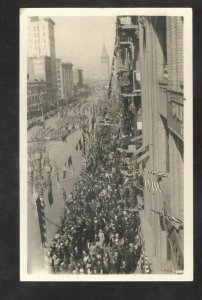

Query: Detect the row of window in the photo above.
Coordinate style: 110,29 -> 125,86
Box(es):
33,24 -> 46,31
31,50 -> 48,57
34,39 -> 47,45
28,85 -> 47,93
28,96 -> 38,104
28,94 -> 47,104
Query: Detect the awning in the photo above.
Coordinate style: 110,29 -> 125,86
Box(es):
118,144 -> 148,155
136,151 -> 149,164
130,134 -> 143,142
134,144 -> 148,156
121,92 -> 141,97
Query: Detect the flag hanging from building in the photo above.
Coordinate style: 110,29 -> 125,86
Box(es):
144,178 -> 151,191
68,155 -> 75,175
144,172 -> 162,193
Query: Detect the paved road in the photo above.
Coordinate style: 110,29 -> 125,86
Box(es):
44,129 -> 84,243
27,128 -> 85,273
27,89 -> 106,273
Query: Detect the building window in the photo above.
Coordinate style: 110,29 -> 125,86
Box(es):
156,17 -> 167,79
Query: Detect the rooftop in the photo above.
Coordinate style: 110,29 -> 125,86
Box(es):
29,17 -> 55,26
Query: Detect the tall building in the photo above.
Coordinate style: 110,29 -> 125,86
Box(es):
113,15 -> 184,273
28,57 -> 51,83
27,79 -> 47,120
77,69 -> 83,88
101,43 -> 109,80
56,59 -> 74,100
27,17 -> 57,101
73,69 -> 84,88
28,17 -> 56,58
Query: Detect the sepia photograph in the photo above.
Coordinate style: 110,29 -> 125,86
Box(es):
20,8 -> 193,281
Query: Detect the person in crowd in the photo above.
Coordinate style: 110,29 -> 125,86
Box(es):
63,164 -> 67,179
62,188 -> 67,201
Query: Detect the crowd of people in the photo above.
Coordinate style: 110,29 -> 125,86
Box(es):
29,100 -> 95,149
49,115 -> 147,274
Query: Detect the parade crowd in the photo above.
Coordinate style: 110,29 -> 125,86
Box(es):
49,120 -> 146,274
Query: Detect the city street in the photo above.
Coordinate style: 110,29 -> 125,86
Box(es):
27,126 -> 84,273
27,91 -> 104,273
23,11 -> 188,280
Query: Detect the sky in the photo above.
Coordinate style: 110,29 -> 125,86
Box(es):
51,16 -> 116,79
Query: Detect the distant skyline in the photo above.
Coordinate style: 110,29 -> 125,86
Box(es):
51,16 -> 116,78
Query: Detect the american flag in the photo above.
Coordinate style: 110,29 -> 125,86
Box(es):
144,179 -> 161,193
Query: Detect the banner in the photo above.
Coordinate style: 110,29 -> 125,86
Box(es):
36,197 -> 47,246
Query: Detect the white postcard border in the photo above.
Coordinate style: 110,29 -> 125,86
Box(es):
20,7 -> 193,281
